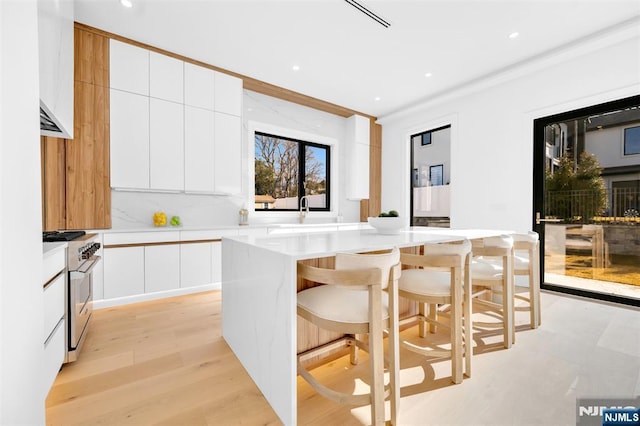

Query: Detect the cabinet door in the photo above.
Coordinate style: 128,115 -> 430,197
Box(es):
346,142 -> 370,200
211,241 -> 222,283
180,243 -> 212,288
214,71 -> 242,116
214,113 -> 242,194
150,51 -> 183,104
145,245 -> 180,293
103,246 -> 145,299
184,63 -> 215,110
150,98 -> 184,191
184,106 -> 215,192
110,39 -> 149,96
110,89 -> 150,189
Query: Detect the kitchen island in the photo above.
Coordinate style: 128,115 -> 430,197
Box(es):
221,226 -> 510,425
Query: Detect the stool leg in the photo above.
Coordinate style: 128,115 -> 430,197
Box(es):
451,268 -> 463,384
418,302 -> 427,337
428,303 -> 438,334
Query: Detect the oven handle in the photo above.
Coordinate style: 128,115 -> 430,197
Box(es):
70,255 -> 101,280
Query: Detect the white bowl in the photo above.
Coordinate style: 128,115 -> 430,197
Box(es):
367,216 -> 406,235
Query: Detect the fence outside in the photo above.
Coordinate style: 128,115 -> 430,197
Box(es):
545,187 -> 640,223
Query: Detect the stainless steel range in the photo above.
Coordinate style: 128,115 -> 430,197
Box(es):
43,231 -> 101,362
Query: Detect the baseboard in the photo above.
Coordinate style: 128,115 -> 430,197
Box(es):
94,282 -> 221,310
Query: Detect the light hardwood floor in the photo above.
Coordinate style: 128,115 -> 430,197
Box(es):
46,289 -> 640,425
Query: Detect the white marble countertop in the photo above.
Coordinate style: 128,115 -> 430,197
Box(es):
43,242 -> 67,257
91,222 -> 364,234
223,226 -> 486,260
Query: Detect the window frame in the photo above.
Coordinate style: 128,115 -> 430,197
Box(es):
254,131 -> 331,212
623,125 -> 640,156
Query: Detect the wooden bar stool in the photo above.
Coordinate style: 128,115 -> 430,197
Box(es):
470,235 -> 515,349
296,248 -> 401,426
513,231 -> 541,329
398,240 -> 472,384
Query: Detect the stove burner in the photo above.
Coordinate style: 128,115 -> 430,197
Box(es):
43,230 -> 86,242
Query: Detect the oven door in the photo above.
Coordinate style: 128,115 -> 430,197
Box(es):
68,255 -> 100,355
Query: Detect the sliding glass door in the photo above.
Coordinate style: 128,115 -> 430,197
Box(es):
533,95 -> 640,306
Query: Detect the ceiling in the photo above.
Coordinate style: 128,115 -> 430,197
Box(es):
73,0 -> 640,118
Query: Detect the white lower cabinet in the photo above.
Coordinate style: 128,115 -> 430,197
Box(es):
42,245 -> 66,394
180,242 -> 212,288
103,246 -> 145,299
145,244 -> 180,293
211,241 -> 222,283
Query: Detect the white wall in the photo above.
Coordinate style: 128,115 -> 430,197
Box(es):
379,22 -> 640,233
0,0 -> 46,424
586,121 -> 640,168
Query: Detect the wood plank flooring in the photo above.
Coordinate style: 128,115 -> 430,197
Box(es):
46,289 -> 640,425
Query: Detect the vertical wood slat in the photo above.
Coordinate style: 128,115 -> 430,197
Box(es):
359,119 -> 382,222
41,136 -> 66,231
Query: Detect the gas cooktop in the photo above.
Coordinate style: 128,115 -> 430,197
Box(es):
43,230 -> 86,242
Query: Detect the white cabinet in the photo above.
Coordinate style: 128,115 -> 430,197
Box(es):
214,71 -> 242,116
214,113 -> 242,194
345,114 -> 370,200
184,62 -> 215,110
180,243 -> 212,288
211,241 -> 222,284
110,39 -> 149,96
184,106 -> 215,192
150,52 -> 183,104
110,89 -> 150,189
150,98 -> 184,191
103,246 -> 145,299
42,244 -> 66,393
145,244 -> 180,293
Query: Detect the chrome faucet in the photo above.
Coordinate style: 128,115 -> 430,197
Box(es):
299,196 -> 309,223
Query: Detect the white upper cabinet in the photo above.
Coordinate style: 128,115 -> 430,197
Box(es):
184,63 -> 215,110
150,52 -> 184,104
150,98 -> 184,191
214,112 -> 242,194
345,114 -> 370,200
109,40 -> 149,96
185,106 -> 215,193
214,72 -> 242,116
110,89 -> 150,189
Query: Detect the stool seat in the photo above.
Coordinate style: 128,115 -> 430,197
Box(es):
399,269 -> 453,297
297,285 -> 390,324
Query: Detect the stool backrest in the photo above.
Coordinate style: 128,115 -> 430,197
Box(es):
335,247 -> 400,290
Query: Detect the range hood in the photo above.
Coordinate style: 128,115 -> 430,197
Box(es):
40,102 -> 66,136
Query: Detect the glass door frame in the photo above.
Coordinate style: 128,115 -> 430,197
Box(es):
532,94 -> 640,308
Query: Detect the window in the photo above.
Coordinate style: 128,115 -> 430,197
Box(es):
624,126 -> 640,155
254,132 -> 330,211
429,164 -> 444,186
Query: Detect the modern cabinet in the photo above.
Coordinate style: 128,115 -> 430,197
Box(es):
345,114 -> 370,200
110,89 -> 150,189
214,71 -> 243,116
103,246 -> 145,299
145,244 -> 180,293
149,98 -> 184,191
109,39 -> 149,96
184,62 -> 215,110
180,243 -> 212,288
214,112 -> 242,194
42,244 -> 66,394
150,51 -> 183,104
184,106 -> 215,193
211,241 -> 222,284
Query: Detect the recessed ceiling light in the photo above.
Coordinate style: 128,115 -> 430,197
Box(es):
374,97 -> 381,101
120,0 -> 133,8
508,32 -> 519,39
424,72 -> 433,78
292,65 -> 300,71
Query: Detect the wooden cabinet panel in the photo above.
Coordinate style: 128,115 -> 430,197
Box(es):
184,106 -> 215,192
66,81 -> 111,229
41,136 -> 66,231
74,27 -> 108,87
149,98 -> 184,191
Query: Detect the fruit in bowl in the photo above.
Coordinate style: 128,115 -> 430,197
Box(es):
368,213 -> 405,235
